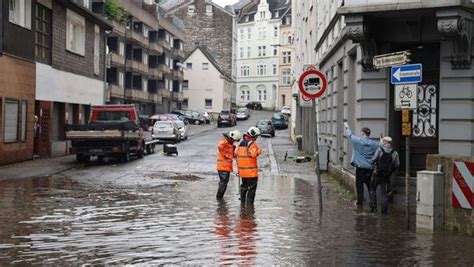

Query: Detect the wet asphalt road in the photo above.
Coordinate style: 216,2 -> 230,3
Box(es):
0,111 -> 474,265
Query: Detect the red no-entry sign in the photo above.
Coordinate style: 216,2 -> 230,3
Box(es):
298,67 -> 327,100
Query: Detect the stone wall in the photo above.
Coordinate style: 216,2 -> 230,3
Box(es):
171,0 -> 233,76
427,154 -> 474,235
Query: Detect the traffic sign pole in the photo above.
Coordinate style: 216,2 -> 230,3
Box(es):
312,99 -> 322,209
402,109 -> 411,229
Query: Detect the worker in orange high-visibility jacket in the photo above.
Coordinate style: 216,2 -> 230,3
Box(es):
216,130 -> 242,199
237,127 -> 262,205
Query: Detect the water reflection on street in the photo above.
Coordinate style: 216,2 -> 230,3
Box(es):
0,174 -> 473,265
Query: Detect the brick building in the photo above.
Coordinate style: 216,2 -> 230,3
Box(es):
34,0 -> 112,158
0,0 -> 36,165
161,0 -> 236,105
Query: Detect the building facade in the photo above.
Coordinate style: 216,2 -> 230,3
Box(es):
182,47 -> 232,113
293,0 -> 474,178
235,0 -> 291,110
34,0 -> 111,158
91,0 -> 186,115
0,0 -> 36,165
277,8 -> 292,110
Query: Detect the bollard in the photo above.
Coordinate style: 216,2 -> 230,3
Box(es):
296,135 -> 303,150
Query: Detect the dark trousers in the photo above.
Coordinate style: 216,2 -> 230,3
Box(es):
216,171 -> 230,199
240,178 -> 258,205
355,167 -> 372,204
370,174 -> 389,214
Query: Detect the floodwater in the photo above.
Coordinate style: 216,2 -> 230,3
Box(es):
0,174 -> 473,265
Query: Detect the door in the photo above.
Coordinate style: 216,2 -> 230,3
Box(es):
394,43 -> 439,176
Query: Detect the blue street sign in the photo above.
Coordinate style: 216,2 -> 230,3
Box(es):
391,64 -> 422,84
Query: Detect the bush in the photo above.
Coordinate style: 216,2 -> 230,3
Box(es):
105,0 -> 128,23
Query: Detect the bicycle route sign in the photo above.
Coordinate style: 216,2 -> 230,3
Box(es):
395,84 -> 417,110
298,66 -> 327,100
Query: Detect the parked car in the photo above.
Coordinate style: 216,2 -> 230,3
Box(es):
188,110 -> 206,125
256,120 -> 275,137
199,111 -> 211,124
271,113 -> 288,129
281,106 -> 291,116
217,110 -> 237,127
245,101 -> 263,110
153,113 -> 188,125
236,107 -> 250,120
175,120 -> 189,141
152,121 -> 181,143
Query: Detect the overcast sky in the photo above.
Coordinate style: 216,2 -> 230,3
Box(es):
212,0 -> 239,7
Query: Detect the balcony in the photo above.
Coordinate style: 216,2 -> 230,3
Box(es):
127,29 -> 149,47
172,91 -> 184,102
150,42 -> 164,54
149,67 -> 163,78
173,49 -> 185,59
158,39 -> 171,51
158,64 -> 171,75
127,60 -> 149,74
158,88 -> 172,98
110,84 -> 125,98
111,20 -> 126,36
125,89 -> 149,101
172,69 -> 183,80
110,52 -> 125,66
148,93 -> 162,103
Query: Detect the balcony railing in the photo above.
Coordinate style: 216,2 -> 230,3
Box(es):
172,69 -> 183,80
148,93 -> 162,103
158,39 -> 171,51
158,88 -> 172,98
110,84 -> 125,98
173,49 -> 185,59
111,20 -> 126,36
127,29 -> 150,47
111,53 -> 125,66
149,67 -> 163,78
172,91 -> 184,101
150,42 -> 164,54
128,60 -> 149,73
158,64 -> 171,75
125,89 -> 149,101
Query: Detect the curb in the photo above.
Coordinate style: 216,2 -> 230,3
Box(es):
267,138 -> 280,176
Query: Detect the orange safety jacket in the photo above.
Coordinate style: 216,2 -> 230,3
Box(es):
216,137 -> 235,172
236,138 -> 262,178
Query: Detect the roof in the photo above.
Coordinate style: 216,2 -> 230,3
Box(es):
161,0 -> 235,17
184,46 -> 233,81
237,0 -> 291,24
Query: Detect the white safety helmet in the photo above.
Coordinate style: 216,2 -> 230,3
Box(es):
228,130 -> 242,141
247,127 -> 261,137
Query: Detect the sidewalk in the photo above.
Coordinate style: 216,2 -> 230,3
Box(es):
270,129 -> 316,181
0,155 -> 76,180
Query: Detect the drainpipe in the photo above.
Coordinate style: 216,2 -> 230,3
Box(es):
103,30 -> 111,104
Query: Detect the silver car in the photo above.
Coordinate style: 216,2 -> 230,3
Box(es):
175,120 -> 189,141
236,107 -> 250,120
152,121 -> 181,143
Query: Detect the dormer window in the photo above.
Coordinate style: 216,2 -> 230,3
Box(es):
206,5 -> 213,13
274,10 -> 279,18
260,11 -> 265,20
188,5 -> 195,13
245,15 -> 249,22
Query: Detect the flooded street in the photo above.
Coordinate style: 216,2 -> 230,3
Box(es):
0,112 -> 473,265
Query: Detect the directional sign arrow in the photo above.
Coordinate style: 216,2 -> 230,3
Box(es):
393,68 -> 401,81
401,100 -> 411,107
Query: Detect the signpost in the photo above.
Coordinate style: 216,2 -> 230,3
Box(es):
395,84 -> 417,110
298,65 -> 327,210
391,64 -> 422,84
373,50 -> 411,69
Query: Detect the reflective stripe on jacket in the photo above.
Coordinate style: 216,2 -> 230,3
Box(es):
237,139 -> 262,178
216,138 -> 235,172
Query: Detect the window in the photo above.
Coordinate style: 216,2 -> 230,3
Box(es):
283,51 -> 291,64
81,0 -> 89,8
188,5 -> 195,13
143,25 -> 149,37
247,28 -> 251,39
258,90 -> 262,101
260,11 -> 265,19
206,5 -> 213,13
94,25 -> 100,75
247,90 -> 250,101
257,64 -> 266,76
282,69 -> 291,85
273,46 -> 278,55
202,63 -> 209,70
263,90 -> 267,101
240,29 -> 244,40
205,99 -> 212,108
183,80 -> 189,90
241,91 -> 245,100
35,4 -> 52,63
258,27 -> 266,39
9,0 -> 32,29
258,46 -> 266,57
274,10 -> 279,18
118,71 -> 124,87
21,101 -> 27,141
240,47 -> 244,58
240,65 -> 249,76
4,100 -> 19,143
183,98 -> 188,107
119,41 -> 125,56
241,87 -> 250,101
142,78 -> 148,91
186,63 -> 192,69
142,52 -> 148,65
66,9 -> 85,56
272,64 -> 277,75
247,47 -> 251,58
274,27 -> 278,37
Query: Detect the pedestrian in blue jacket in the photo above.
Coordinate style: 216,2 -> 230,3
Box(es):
344,122 -> 379,206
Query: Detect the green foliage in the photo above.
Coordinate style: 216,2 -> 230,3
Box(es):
105,0 -> 128,23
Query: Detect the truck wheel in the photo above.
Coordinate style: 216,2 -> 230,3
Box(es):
97,156 -> 105,162
151,144 -> 155,154
122,151 -> 130,162
146,145 -> 152,155
77,154 -> 90,163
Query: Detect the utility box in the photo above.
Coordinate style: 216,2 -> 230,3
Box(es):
318,145 -> 328,171
416,171 -> 444,232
